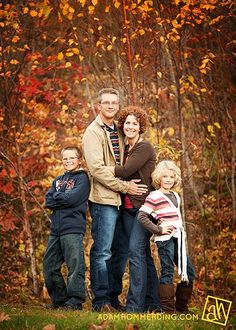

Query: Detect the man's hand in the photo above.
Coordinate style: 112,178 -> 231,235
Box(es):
127,179 -> 148,195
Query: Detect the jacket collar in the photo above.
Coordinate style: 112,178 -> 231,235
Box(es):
95,114 -> 117,128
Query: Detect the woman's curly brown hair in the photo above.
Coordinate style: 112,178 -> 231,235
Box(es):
117,106 -> 147,134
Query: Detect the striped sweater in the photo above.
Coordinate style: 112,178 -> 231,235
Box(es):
139,190 -> 183,242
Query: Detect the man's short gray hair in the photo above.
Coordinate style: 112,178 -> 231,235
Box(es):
97,88 -> 120,103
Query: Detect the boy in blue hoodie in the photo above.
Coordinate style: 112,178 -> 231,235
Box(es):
43,146 -> 90,310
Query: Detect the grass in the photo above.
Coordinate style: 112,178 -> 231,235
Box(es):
0,304 -> 235,330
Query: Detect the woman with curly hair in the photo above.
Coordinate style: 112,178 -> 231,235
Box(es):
107,106 -> 161,313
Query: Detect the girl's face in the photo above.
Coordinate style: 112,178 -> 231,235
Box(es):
160,169 -> 175,191
62,150 -> 80,172
123,115 -> 140,139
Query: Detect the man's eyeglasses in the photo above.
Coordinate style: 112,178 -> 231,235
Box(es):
100,101 -> 119,106
62,157 -> 78,162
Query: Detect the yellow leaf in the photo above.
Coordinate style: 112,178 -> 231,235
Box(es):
58,52 -> 64,60
68,39 -> 74,46
112,36 -> 117,43
207,125 -> 214,133
200,88 -> 207,92
66,52 -> 73,57
208,52 -> 215,58
107,44 -> 113,51
134,63 -> 139,68
69,7 -> 75,13
30,10 -> 38,17
114,1 -> 121,9
214,122 -> 221,129
79,55 -> 84,61
139,29 -> 145,35
98,26 -> 102,30
10,59 -> 19,65
188,75 -> 197,86
62,105 -> 68,110
19,243 -> 25,252
92,0 -> 98,5
172,19 -> 181,28
88,6 -> 95,14
65,62 -> 71,68
122,37 -> 127,43
168,127 -> 175,137
72,48 -> 80,54
157,71 -> 162,78
160,36 -> 164,42
23,7 -> 29,14
96,40 -> 103,47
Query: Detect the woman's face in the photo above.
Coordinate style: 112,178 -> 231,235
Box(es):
123,115 -> 140,139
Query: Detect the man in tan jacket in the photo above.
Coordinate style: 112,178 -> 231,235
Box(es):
82,88 -> 147,312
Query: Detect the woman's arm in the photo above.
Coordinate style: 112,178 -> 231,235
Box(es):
115,142 -> 155,178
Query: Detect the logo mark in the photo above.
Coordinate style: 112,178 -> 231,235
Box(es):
202,295 -> 232,326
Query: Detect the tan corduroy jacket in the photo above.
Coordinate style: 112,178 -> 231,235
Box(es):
82,115 -> 129,207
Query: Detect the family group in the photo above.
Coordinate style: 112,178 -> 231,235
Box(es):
43,88 -> 195,313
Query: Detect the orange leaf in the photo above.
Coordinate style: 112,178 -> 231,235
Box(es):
88,321 -> 109,330
42,325 -> 56,330
30,10 -> 38,17
0,312 -> 10,322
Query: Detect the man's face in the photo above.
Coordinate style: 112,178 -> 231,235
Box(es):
98,93 -> 119,123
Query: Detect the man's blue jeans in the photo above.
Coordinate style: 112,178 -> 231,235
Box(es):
109,208 -> 160,312
156,237 -> 195,284
43,233 -> 85,306
89,202 -> 120,309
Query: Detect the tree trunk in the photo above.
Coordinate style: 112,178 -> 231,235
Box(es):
15,139 -> 38,295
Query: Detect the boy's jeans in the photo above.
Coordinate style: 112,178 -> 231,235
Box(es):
156,237 -> 195,284
43,233 -> 85,306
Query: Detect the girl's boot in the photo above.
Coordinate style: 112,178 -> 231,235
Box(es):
175,282 -> 193,313
159,283 -> 175,313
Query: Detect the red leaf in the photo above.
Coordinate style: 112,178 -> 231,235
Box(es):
2,182 -> 14,195
0,169 -> 7,177
1,214 -> 17,231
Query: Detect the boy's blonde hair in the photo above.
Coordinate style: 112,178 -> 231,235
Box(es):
151,160 -> 182,190
61,146 -> 82,158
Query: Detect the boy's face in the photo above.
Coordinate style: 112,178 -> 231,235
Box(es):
62,150 -> 80,172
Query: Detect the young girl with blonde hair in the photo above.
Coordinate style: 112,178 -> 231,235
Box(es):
137,160 -> 195,313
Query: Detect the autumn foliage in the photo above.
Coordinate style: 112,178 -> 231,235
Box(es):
0,0 -> 235,308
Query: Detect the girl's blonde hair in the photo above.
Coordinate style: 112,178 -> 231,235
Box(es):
151,160 -> 182,190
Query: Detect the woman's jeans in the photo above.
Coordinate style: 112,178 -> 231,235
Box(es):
109,208 -> 160,312
43,233 -> 85,306
156,237 -> 195,284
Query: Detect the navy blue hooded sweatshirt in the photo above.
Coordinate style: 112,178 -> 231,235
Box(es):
45,169 -> 90,236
